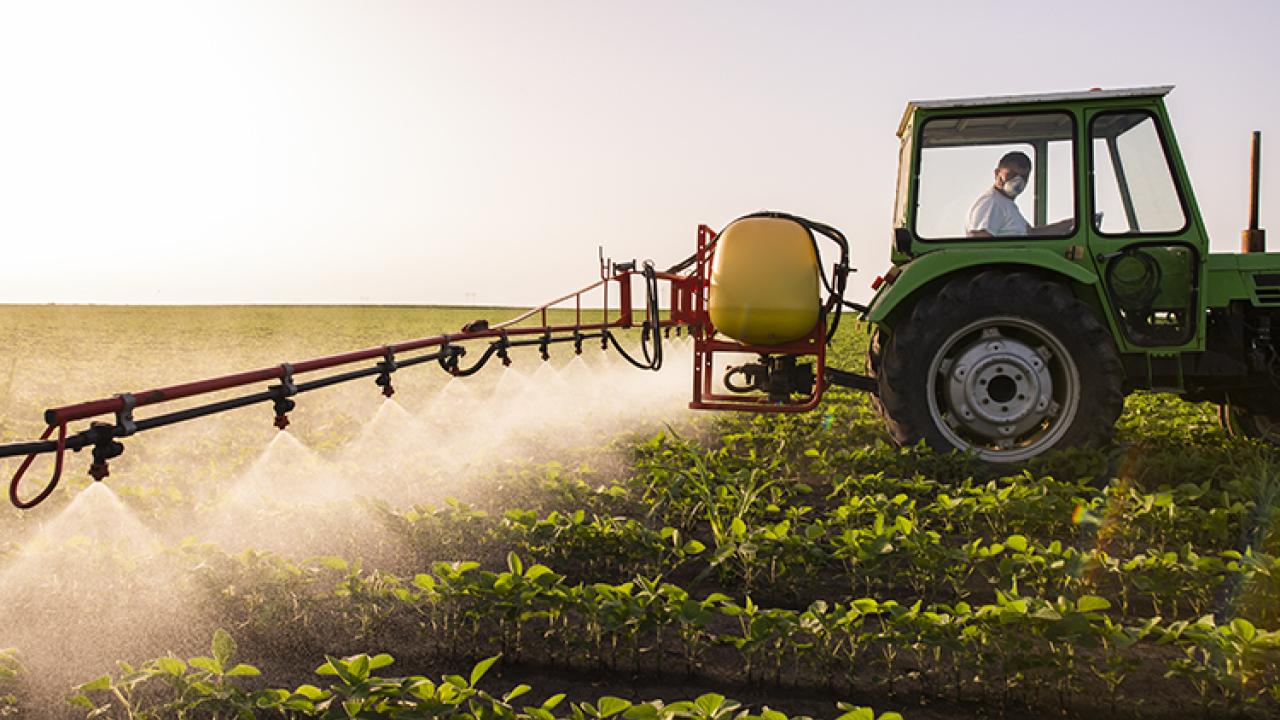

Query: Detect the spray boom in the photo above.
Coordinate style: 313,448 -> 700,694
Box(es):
2,215 -> 871,509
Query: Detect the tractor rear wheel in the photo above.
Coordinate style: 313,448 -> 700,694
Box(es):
1218,403 -> 1280,444
877,271 -> 1124,462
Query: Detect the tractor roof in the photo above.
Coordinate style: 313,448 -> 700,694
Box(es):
898,85 -> 1174,137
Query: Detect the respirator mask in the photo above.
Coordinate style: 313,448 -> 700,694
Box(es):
1002,175 -> 1027,198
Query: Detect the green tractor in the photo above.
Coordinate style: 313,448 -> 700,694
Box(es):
862,85 -> 1275,461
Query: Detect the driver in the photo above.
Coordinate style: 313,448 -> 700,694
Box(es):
967,151 -> 1072,237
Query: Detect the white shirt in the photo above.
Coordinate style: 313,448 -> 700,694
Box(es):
967,186 -> 1029,236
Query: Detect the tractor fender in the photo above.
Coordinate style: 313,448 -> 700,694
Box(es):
865,247 -> 1098,324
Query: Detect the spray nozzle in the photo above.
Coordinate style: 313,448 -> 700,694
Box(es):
87,422 -> 125,481
573,331 -> 584,355
271,397 -> 296,429
270,364 -> 298,429
376,348 -> 397,397
496,332 -> 511,367
539,333 -> 551,362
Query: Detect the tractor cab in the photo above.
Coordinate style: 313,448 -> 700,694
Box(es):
876,86 -> 1206,353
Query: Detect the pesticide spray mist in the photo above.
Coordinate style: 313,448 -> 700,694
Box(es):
0,338 -> 698,715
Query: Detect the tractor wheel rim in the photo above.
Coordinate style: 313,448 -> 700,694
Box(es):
927,316 -> 1080,462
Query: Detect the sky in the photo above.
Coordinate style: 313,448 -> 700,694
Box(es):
1,0 -> 1278,305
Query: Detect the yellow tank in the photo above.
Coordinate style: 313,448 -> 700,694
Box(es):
709,216 -> 821,345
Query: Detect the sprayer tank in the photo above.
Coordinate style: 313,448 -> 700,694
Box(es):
708,216 -> 821,345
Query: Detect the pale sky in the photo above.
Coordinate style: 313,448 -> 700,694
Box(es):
1,1 -> 1277,305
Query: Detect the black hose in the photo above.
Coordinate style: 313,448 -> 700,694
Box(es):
442,342 -> 503,377
607,261 -> 664,371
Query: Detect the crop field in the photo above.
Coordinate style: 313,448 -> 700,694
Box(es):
1,305 -> 1279,720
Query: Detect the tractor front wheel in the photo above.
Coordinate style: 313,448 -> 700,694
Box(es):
877,272 -> 1124,462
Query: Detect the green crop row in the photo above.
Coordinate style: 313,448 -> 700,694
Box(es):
368,477 -> 1279,628
189,548 -> 1280,716
69,630 -> 903,720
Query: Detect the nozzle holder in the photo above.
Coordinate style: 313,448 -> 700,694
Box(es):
270,363 -> 298,429
439,338 -> 461,375
87,421 -> 125,481
539,333 -> 551,362
497,332 -> 511,367
376,348 -> 398,397
573,331 -> 584,355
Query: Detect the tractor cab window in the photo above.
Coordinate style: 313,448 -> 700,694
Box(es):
1090,112 -> 1187,234
914,112 -> 1076,240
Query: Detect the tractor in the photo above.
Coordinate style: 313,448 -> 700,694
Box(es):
861,85 -> 1276,461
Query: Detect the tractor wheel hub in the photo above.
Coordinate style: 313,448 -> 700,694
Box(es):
932,322 -> 1071,455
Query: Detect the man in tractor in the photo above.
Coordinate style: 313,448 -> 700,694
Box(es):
966,151 -> 1073,237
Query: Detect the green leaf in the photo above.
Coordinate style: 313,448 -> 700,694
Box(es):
225,663 -> 260,677
212,629 -> 236,670
292,684 -> 327,700
78,675 -> 112,693
348,655 -> 371,682
1077,595 -> 1111,613
730,518 -> 747,539
1231,617 -> 1257,642
190,656 -> 222,675
694,693 -> 728,717
623,703 -> 661,720
543,693 -> 567,710
596,696 -> 632,717
504,684 -> 532,702
322,656 -> 358,685
1005,534 -> 1028,552
834,708 -> 873,720
369,653 -> 395,671
878,713 -> 905,720
526,563 -> 553,578
317,556 -> 349,571
470,655 -> 500,687
154,656 -> 186,677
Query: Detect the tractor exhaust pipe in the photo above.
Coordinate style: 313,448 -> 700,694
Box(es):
1243,130 -> 1266,253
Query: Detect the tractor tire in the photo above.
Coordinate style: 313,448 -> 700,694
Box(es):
877,271 -> 1124,462
865,327 -> 887,420
1218,403 -> 1280,444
